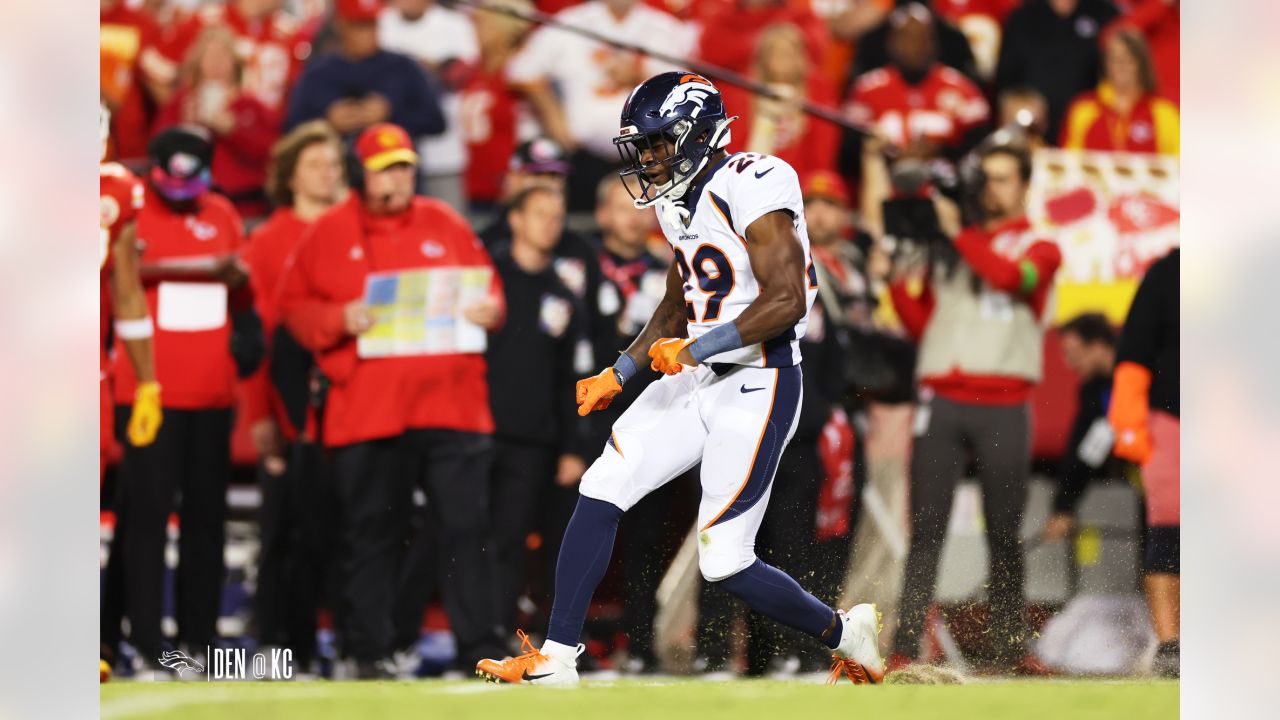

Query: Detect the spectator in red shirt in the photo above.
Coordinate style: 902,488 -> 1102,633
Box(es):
278,122 -> 506,678
884,143 -> 1062,675
1059,25 -> 1179,155
156,25 -> 281,218
845,4 -> 990,160
101,0 -> 174,165
695,0 -> 830,77
161,0 -> 312,112
462,0 -> 535,212
243,120 -> 346,671
103,126 -> 260,677
722,22 -> 841,178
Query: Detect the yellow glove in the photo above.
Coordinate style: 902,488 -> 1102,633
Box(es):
127,381 -> 163,447
576,369 -> 623,417
648,337 -> 695,375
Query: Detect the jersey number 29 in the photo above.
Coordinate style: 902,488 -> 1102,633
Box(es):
673,245 -> 735,323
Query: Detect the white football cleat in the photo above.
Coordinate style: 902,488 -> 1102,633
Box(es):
827,603 -> 885,685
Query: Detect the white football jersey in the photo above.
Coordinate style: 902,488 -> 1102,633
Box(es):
655,152 -> 818,368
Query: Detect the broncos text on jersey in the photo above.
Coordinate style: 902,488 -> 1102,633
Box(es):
655,152 -> 818,368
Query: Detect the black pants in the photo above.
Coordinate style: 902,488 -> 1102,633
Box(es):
698,438 -> 825,673
339,429 -> 500,667
254,441 -> 333,668
488,439 -> 557,633
102,407 -> 232,660
892,396 -> 1030,662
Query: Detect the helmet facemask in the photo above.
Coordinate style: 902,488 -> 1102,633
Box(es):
615,114 -> 734,210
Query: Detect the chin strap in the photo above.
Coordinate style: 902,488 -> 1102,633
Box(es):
655,195 -> 691,227
634,116 -> 738,212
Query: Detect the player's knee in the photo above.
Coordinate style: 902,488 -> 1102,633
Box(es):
698,544 -> 756,583
579,443 -> 639,511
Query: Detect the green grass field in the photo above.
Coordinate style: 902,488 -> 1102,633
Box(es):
102,678 -> 1178,719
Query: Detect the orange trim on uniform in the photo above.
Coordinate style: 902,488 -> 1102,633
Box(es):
610,432 -> 624,459
700,369 -> 779,531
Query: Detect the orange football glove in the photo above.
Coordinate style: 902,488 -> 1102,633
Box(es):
1109,361 -> 1154,465
576,368 -> 623,416
648,337 -> 695,375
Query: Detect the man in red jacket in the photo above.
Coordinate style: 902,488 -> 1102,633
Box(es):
103,125 -> 262,678
886,143 -> 1062,674
278,122 -> 505,678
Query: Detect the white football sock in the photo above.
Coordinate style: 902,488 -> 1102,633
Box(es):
540,639 -> 579,666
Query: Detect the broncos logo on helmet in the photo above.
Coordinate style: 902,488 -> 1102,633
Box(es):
658,74 -> 717,119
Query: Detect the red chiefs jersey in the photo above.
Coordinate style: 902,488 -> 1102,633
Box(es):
101,4 -> 167,162
278,195 -> 504,447
113,187 -> 246,409
101,163 -> 146,372
164,4 -> 311,110
845,63 -> 990,149
932,0 -> 1020,24
461,66 -> 520,204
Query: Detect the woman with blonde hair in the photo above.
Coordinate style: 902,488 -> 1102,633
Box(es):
1060,26 -> 1179,155
721,22 -> 841,178
156,25 -> 281,218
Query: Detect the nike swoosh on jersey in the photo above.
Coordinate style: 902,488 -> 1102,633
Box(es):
754,167 -> 775,179
522,669 -> 554,682
740,385 -> 766,394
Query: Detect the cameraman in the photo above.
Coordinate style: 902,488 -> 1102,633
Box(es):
884,143 -> 1062,673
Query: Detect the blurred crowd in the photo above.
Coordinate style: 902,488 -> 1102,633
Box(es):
99,0 -> 1181,680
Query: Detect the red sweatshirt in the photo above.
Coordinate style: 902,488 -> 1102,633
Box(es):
889,216 -> 1062,404
278,195 -> 504,447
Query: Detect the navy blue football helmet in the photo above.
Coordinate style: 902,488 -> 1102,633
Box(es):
613,71 -> 736,207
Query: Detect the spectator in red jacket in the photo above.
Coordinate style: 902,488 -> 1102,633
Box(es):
156,25 -> 282,218
103,125 -> 261,678
885,143 -> 1062,675
243,120 -> 346,670
722,22 -> 841,178
1059,25 -> 1179,155
278,122 -> 506,678
695,0 -> 830,77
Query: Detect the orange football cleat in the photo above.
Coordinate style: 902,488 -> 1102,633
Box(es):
475,630 -> 582,685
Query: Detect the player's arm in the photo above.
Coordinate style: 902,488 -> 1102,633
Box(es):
109,221 -> 163,446
575,261 -> 687,416
651,210 -> 808,373
110,222 -> 156,384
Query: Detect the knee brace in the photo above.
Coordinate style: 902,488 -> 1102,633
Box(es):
1146,525 -> 1180,575
697,534 -> 755,583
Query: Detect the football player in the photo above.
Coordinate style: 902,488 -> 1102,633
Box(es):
100,102 -> 162,481
477,72 -> 883,685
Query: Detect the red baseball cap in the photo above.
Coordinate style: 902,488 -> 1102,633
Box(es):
336,0 -> 383,22
802,170 -> 851,206
355,123 -> 418,171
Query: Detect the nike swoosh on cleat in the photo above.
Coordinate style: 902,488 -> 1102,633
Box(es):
740,385 -> 766,393
521,670 -> 554,682
754,167 -> 774,179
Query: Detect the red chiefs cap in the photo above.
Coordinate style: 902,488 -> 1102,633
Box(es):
802,170 -> 851,206
336,0 -> 383,22
355,123 -> 418,171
